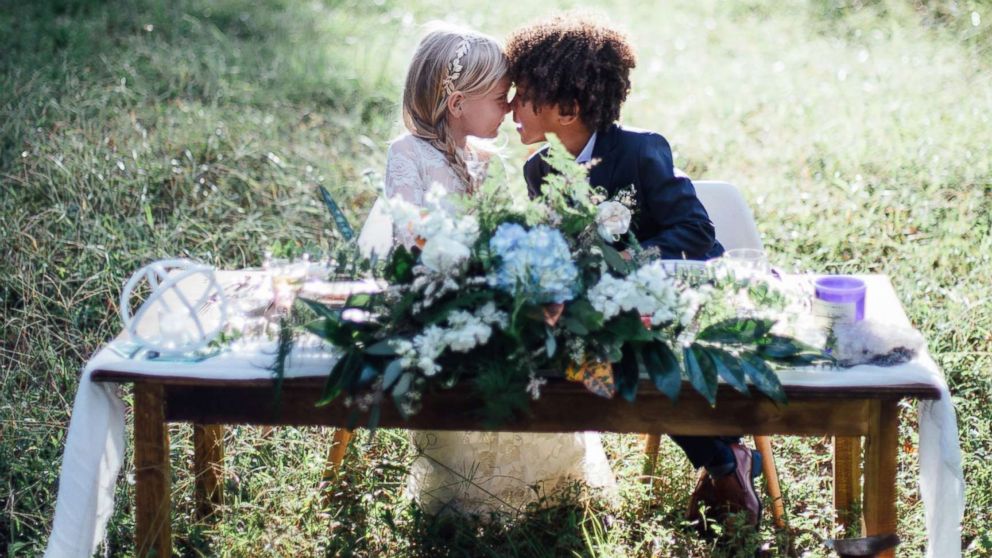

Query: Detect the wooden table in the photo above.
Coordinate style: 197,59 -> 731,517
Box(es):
89,274 -> 942,557
92,369 -> 940,558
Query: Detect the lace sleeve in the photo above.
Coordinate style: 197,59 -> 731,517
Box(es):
384,138 -> 426,206
383,137 -> 428,247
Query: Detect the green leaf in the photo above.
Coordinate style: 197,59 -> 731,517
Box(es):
645,342 -> 681,402
346,292 -> 373,308
303,317 -> 354,347
385,245 -> 416,284
318,350 -> 362,406
617,346 -> 640,402
368,401 -> 382,432
598,239 -> 633,275
706,347 -> 750,395
365,338 -> 399,356
685,344 -> 717,405
319,186 -> 355,240
392,371 -> 415,419
357,362 -> 379,387
609,311 -> 654,342
545,326 -> 557,358
697,318 -> 776,345
563,299 -> 604,333
382,359 -> 404,389
758,335 -> 807,359
296,297 -> 341,322
560,316 -> 589,336
740,352 -> 788,404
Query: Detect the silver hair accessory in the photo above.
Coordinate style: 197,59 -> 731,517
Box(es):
441,36 -> 478,97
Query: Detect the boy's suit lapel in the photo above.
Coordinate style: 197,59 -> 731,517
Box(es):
587,124 -> 622,192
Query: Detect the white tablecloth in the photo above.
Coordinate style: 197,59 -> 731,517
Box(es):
44,276 -> 965,558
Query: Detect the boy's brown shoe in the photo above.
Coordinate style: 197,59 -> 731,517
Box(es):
686,443 -> 762,532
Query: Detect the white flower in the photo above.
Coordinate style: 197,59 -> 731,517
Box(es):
526,373 -> 547,400
476,301 -> 509,329
596,201 -> 632,241
411,325 -> 447,376
420,236 -> 471,273
588,261 -> 689,326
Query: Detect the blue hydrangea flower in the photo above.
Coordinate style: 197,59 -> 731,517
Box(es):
489,223 -> 579,303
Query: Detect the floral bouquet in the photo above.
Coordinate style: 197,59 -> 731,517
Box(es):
276,139 -> 831,426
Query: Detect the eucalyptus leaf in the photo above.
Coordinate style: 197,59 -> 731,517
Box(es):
365,338 -> 399,356
382,359 -> 404,390
545,326 -> 557,358
392,371 -> 414,419
357,362 -> 379,387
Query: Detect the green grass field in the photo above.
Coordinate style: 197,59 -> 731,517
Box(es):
2,0 -> 991,555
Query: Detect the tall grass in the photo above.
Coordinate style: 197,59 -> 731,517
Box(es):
2,0 -> 990,556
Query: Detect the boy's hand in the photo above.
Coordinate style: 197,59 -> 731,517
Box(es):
620,250 -> 633,261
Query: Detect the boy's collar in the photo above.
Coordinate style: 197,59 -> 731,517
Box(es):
575,132 -> 597,164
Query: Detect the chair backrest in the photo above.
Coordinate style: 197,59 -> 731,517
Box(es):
356,197 -> 394,258
693,180 -> 763,251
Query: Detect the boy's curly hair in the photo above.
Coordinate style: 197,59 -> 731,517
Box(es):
505,15 -> 636,132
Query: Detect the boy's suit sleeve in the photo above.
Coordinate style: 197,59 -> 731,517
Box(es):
522,147 -> 551,199
636,135 -> 718,259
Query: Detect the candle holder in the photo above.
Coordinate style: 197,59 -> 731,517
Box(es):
813,275 -> 866,329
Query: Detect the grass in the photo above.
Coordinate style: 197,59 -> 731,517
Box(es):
2,0 -> 991,556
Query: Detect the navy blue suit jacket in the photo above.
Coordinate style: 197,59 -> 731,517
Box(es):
523,124 -> 724,260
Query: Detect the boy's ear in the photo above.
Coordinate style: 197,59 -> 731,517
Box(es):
446,92 -> 465,118
556,102 -> 582,126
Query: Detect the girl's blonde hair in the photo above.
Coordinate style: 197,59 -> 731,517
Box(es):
401,26 -> 507,190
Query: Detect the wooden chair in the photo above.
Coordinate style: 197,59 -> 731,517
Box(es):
641,180 -> 787,529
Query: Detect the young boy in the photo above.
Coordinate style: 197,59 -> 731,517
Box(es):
505,15 -> 760,531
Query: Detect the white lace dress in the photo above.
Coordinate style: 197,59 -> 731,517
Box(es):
373,134 -> 617,517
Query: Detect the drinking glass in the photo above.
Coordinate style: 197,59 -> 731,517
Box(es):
723,248 -> 771,276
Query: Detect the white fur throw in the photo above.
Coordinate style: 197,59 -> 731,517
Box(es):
832,319 -> 926,367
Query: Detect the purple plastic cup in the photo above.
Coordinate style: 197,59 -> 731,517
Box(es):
814,276 -> 866,324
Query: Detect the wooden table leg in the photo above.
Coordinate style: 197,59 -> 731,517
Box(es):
134,383 -> 171,558
755,436 -> 787,529
193,424 -> 224,521
642,433 -> 661,482
864,401 -> 899,558
321,428 -> 353,505
833,436 -> 862,535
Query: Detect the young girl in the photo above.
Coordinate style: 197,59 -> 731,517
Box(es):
378,26 -> 616,517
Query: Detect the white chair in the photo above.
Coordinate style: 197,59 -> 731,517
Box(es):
693,180 -> 764,251
643,180 -> 787,529
356,197 -> 393,259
